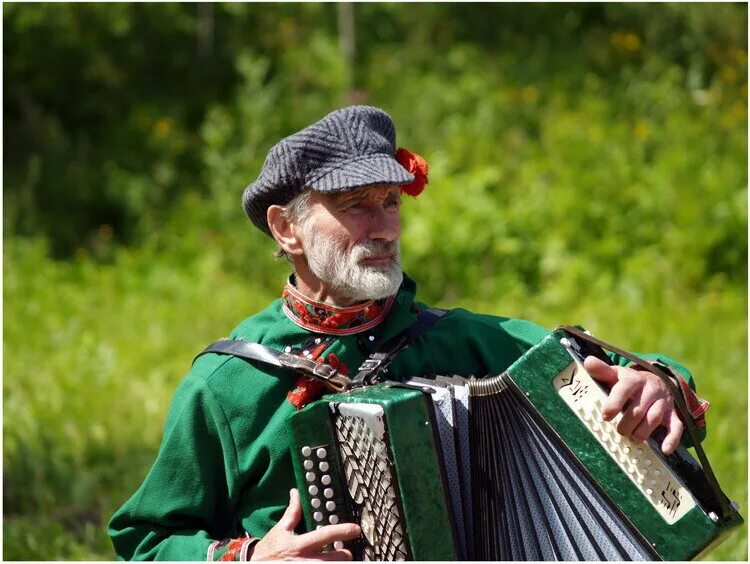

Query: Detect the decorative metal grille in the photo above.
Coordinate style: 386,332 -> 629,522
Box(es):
334,412 -> 409,561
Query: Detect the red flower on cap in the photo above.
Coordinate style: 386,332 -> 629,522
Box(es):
395,148 -> 428,197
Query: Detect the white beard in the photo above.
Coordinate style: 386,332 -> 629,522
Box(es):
301,225 -> 403,303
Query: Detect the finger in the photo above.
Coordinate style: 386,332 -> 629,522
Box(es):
615,393 -> 649,437
295,523 -> 362,552
630,398 -> 669,443
602,375 -> 642,422
660,410 -> 684,455
277,488 -> 303,531
584,356 -> 619,387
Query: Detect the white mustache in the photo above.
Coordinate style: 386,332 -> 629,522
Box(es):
350,240 -> 399,261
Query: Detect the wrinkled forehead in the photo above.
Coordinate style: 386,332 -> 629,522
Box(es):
322,184 -> 401,204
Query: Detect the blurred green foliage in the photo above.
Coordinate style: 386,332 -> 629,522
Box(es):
3,2 -> 747,560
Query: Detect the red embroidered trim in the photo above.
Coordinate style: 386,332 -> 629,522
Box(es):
281,282 -> 395,336
207,537 -> 258,561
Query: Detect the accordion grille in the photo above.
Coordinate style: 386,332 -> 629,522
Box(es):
333,411 -> 410,561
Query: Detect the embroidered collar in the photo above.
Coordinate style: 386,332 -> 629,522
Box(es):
281,279 -> 396,336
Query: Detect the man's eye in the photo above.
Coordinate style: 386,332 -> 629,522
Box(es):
385,198 -> 401,209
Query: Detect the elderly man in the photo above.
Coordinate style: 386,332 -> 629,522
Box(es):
109,106 -> 707,561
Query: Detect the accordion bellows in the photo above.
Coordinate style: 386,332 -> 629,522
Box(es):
287,332 -> 742,561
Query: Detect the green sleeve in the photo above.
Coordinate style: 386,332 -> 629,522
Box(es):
108,369 -> 239,560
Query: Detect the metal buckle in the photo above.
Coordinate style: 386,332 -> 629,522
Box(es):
358,359 -> 382,372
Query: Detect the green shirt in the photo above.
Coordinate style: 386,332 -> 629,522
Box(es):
108,275 -> 698,560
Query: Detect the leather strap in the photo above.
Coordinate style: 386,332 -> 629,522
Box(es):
193,307 -> 448,393
558,325 -> 731,518
194,339 -> 352,393
352,307 -> 447,387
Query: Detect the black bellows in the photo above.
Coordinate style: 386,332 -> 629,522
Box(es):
467,375 -> 656,561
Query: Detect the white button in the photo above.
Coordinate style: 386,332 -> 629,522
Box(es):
324,488 -> 334,498
609,444 -> 617,453
301,446 -> 312,457
304,460 -> 313,470
646,488 -> 654,496
654,469 -> 662,477
628,466 -> 636,474
583,412 -> 591,421
316,525 -> 323,530
319,461 -> 330,472
326,501 -> 336,511
623,446 -> 631,454
644,459 -> 653,466
305,472 -> 315,482
308,485 -> 319,496
321,475 -> 331,485
636,448 -> 644,456
311,498 -> 321,508
632,458 -> 640,465
317,448 -> 327,459
329,515 -> 339,524
642,468 -> 649,476
637,476 -> 644,484
313,511 -> 323,522
650,479 -> 657,486
334,541 -> 344,550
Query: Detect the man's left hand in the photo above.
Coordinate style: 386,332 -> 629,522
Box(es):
584,356 -> 684,455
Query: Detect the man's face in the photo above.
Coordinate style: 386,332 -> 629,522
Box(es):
297,185 -> 403,302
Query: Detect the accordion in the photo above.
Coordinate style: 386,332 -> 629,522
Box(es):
286,329 -> 742,560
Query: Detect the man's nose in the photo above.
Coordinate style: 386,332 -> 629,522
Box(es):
367,208 -> 401,242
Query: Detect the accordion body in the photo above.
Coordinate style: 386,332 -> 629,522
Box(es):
286,331 -> 742,560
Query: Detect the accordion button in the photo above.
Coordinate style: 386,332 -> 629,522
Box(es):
304,460 -> 313,470
329,515 -> 339,524
646,488 -> 654,496
301,446 -> 312,457
326,501 -> 336,511
609,444 -> 617,453
334,541 -> 344,550
623,446 -> 631,454
650,479 -> 657,486
636,448 -> 644,456
311,498 -> 321,508
321,475 -> 332,485
313,511 -> 323,522
324,488 -> 334,498
319,461 -> 330,472
317,448 -> 327,459
644,458 -> 653,466
308,485 -> 319,496
305,472 -> 316,482
654,469 -> 662,477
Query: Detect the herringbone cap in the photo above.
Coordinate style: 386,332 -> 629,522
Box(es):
242,105 -> 414,235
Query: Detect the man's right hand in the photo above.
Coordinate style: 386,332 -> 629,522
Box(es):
250,489 -> 361,561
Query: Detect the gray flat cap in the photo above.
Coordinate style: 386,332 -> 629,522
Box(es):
242,105 -> 415,235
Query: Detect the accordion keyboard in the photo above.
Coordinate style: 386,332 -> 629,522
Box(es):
553,359 -> 695,524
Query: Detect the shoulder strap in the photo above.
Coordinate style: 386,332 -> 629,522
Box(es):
352,307 -> 448,387
193,339 -> 352,393
193,307 -> 448,393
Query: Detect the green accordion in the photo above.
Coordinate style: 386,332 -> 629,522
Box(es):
286,330 -> 743,560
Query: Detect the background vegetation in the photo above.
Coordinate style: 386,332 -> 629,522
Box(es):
4,3 -> 747,560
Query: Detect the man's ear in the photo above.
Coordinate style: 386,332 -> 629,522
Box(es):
267,205 -> 305,256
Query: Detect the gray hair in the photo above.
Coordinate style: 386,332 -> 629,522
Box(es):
273,189 -> 313,260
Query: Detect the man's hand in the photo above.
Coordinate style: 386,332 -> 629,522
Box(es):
584,356 -> 684,455
250,489 -> 361,561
